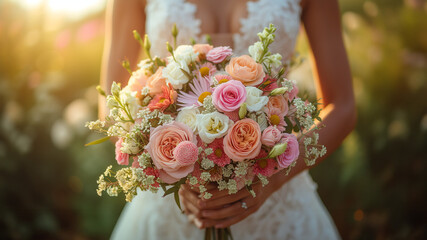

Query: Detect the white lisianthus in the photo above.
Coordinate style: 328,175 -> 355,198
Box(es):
176,107 -> 200,132
174,45 -> 198,65
248,42 -> 264,62
120,89 -> 140,118
163,60 -> 190,89
196,112 -> 233,144
265,53 -> 282,68
245,87 -> 269,112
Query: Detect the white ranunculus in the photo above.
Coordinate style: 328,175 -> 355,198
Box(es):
248,42 -> 263,62
245,87 -> 269,112
174,45 -> 198,65
196,112 -> 234,144
163,60 -> 190,89
176,107 -> 200,132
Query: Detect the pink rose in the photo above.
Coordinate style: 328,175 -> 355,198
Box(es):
206,46 -> 233,63
146,121 -> 198,184
261,126 -> 282,147
225,55 -> 265,86
193,44 -> 213,60
212,80 -> 247,112
223,119 -> 261,161
277,133 -> 300,168
267,95 -> 289,115
146,67 -> 167,97
115,138 -> 129,165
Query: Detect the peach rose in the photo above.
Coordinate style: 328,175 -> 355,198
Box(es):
146,121 -> 198,184
266,95 -> 289,115
124,69 -> 149,99
225,55 -> 265,86
146,67 -> 167,97
223,119 -> 261,161
193,44 -> 213,60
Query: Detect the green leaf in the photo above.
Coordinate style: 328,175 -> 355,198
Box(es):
174,190 -> 182,211
284,117 -> 293,133
162,185 -> 178,197
84,136 -> 110,147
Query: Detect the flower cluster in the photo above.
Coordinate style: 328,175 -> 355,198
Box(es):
86,24 -> 326,203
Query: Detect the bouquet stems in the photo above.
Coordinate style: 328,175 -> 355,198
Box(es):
205,227 -> 233,240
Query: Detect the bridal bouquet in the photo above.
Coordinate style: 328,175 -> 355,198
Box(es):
86,24 -> 325,239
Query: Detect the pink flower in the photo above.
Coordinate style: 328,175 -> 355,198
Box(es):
264,107 -> 287,131
194,62 -> 217,77
277,133 -> 300,168
225,55 -> 265,86
115,138 -> 129,165
146,67 -> 167,97
146,121 -> 198,184
206,46 -> 233,63
288,82 -> 299,101
214,74 -> 232,84
147,83 -> 177,112
212,80 -> 247,112
257,75 -> 278,92
143,167 -> 160,188
261,126 -> 282,147
253,149 -> 278,177
207,138 -> 231,167
177,74 -> 212,109
223,119 -> 261,162
267,95 -> 289,115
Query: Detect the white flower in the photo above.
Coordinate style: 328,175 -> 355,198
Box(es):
245,87 -> 268,112
196,112 -> 233,144
174,45 -> 198,65
248,112 -> 268,131
248,42 -> 263,62
163,60 -> 190,89
120,89 -> 140,118
265,53 -> 282,68
176,107 -> 200,132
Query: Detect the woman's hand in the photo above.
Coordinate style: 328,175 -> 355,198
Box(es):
178,180 -> 277,229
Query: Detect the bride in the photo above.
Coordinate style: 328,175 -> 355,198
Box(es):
100,0 -> 356,239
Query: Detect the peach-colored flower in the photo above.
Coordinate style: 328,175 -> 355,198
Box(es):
124,69 -> 149,99
267,95 -> 289,115
146,67 -> 167,97
147,83 -> 177,112
193,44 -> 213,60
146,121 -> 198,184
225,55 -> 265,86
223,119 -> 261,161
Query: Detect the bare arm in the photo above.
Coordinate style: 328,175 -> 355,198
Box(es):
179,0 -> 357,229
99,0 -> 146,119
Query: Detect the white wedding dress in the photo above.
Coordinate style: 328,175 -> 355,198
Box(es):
111,0 -> 341,239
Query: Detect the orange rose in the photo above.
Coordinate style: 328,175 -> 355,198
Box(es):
225,55 -> 265,86
266,95 -> 289,115
193,44 -> 213,60
146,67 -> 167,97
223,119 -> 261,161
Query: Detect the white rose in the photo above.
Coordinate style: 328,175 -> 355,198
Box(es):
174,45 -> 198,65
176,107 -> 200,132
248,42 -> 263,62
196,112 -> 233,144
245,87 -> 269,112
163,60 -> 190,89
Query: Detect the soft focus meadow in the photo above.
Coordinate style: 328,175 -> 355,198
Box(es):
0,0 -> 426,239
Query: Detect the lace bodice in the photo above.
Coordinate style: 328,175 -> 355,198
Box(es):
146,0 -> 301,60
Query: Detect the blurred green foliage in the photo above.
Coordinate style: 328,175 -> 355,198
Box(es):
0,0 -> 426,239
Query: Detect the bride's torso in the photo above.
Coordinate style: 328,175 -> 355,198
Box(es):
145,0 -> 302,59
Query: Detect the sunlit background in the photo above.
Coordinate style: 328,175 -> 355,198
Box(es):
0,0 -> 426,239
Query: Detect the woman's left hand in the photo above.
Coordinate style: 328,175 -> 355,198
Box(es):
179,180 -> 277,229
